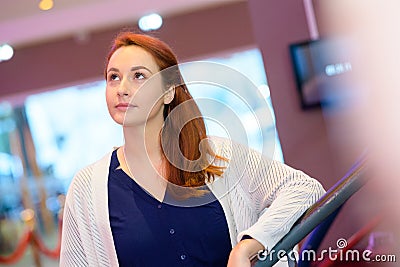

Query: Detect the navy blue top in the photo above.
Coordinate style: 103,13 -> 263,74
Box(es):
108,150 -> 232,267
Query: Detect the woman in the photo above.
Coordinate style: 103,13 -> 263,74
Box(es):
60,32 -> 325,267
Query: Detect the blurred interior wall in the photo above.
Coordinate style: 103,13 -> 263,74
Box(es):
313,0 -> 400,255
0,1 -> 255,105
247,0 -> 340,186
247,0 -> 397,253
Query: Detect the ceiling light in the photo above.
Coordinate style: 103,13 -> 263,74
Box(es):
0,44 -> 14,62
138,13 -> 163,32
39,0 -> 54,11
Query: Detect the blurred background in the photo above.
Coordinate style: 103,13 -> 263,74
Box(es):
0,0 -> 398,266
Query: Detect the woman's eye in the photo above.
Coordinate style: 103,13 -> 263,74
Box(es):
109,74 -> 120,81
134,72 -> 145,80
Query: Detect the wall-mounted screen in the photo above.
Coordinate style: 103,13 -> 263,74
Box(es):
289,39 -> 353,109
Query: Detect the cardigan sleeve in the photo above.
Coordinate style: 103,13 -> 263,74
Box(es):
237,159 -> 325,251
60,154 -> 119,267
59,176 -> 89,266
214,137 -> 326,251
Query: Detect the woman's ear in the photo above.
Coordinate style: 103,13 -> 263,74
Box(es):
164,85 -> 175,104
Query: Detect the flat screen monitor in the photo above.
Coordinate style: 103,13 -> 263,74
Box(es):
289,39 -> 353,109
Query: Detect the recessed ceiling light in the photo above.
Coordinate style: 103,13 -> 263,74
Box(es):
39,0 -> 54,11
138,13 -> 163,32
0,44 -> 14,62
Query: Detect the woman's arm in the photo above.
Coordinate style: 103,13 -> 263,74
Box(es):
228,238 -> 264,267
236,160 -> 325,251
59,188 -> 88,266
218,139 -> 325,266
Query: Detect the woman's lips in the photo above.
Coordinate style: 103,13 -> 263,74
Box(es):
116,103 -> 137,110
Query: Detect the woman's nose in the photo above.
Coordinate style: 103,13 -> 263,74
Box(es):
117,78 -> 130,96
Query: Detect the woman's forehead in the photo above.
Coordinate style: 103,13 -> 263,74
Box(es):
108,45 -> 159,72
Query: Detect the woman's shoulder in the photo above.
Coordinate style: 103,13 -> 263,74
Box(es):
207,135 -> 266,161
69,151 -> 113,190
207,135 -> 233,146
63,151 -> 114,212
207,135 -> 233,154
208,136 -> 287,177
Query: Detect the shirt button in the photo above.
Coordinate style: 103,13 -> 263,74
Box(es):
157,204 -> 162,209
180,254 -> 186,260
169,228 -> 175,235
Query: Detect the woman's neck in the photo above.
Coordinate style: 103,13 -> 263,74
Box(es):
122,116 -> 164,170
119,118 -> 167,202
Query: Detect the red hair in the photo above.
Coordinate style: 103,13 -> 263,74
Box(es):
105,32 -> 225,191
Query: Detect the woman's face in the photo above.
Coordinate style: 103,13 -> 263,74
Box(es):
105,45 -> 164,126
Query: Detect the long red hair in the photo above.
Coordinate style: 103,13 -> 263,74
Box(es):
105,31 -> 225,190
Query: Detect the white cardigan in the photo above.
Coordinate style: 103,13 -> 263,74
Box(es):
60,138 -> 325,266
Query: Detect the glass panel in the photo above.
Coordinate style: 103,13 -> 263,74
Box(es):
25,81 -> 123,189
190,49 -> 284,162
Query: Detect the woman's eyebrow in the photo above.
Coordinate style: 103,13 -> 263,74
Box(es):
106,66 -> 153,74
130,66 -> 153,74
107,67 -> 119,74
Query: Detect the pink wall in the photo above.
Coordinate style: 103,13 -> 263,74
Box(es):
309,0 -> 389,251
246,0 -> 385,252
247,0 -> 342,187
246,0 -> 373,251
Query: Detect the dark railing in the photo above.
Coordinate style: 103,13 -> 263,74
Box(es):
252,155 -> 368,267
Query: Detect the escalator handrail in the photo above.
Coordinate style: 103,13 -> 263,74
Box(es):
252,156 -> 368,267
